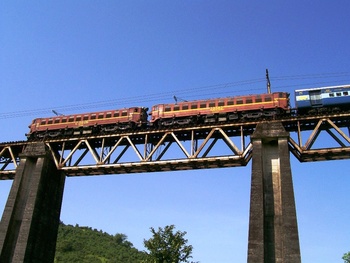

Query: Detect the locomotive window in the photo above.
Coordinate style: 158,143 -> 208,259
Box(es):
191,104 -> 198,109
113,112 -> 119,117
134,108 -> 138,112
329,93 -> 334,97
246,98 -> 252,104
344,92 -> 349,96
336,92 -> 342,96
236,99 -> 243,105
41,120 -> 46,125
227,100 -> 234,105
174,105 -> 180,111
121,111 -> 127,116
209,102 -> 215,107
182,104 -> 189,110
265,96 -> 272,102
200,103 -> 207,108
218,101 -> 224,106
165,106 -> 171,112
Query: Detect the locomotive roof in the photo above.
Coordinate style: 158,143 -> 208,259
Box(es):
295,84 -> 350,92
154,91 -> 289,105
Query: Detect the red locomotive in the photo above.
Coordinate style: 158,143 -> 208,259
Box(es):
27,107 -> 148,138
26,92 -> 290,139
149,92 -> 290,126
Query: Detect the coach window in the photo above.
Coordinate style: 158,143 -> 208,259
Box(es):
236,99 -> 243,105
76,116 -> 81,121
182,104 -> 189,110
48,119 -> 53,124
200,103 -> 206,108
106,113 -> 112,118
209,101 -> 215,107
113,112 -> 119,117
122,111 -> 127,116
62,118 -> 67,123
174,105 -> 180,111
83,115 -> 89,120
54,118 -> 60,124
336,92 -> 342,96
344,92 -> 348,96
227,100 -> 234,106
256,97 -> 262,103
246,98 -> 252,104
69,117 -> 74,122
191,103 -> 198,109
165,106 -> 171,112
41,120 -> 46,125
265,96 -> 272,102
218,101 -> 224,106
91,114 -> 96,120
98,114 -> 104,119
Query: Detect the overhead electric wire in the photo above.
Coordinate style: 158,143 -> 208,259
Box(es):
0,71 -> 349,120
274,79 -> 350,90
270,71 -> 350,81
0,78 -> 266,120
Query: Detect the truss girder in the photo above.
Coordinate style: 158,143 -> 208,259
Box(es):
42,127 -> 249,176
288,117 -> 350,162
1,112 -> 350,178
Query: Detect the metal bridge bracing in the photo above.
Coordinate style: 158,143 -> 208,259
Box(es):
1,112 -> 350,179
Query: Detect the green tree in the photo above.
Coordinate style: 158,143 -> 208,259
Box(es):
143,225 -> 198,263
343,252 -> 350,263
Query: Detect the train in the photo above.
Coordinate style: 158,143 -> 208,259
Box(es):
26,84 -> 350,139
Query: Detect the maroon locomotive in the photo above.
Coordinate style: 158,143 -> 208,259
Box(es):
27,107 -> 148,138
27,92 -> 290,139
149,92 -> 290,126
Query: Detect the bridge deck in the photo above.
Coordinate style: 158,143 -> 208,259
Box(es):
1,113 -> 350,179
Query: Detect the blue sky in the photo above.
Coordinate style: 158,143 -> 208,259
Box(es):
1,1 -> 350,262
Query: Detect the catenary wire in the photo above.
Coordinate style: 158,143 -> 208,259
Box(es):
0,72 -> 349,120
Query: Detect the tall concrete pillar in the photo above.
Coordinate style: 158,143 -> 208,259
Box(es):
247,122 -> 301,263
0,143 -> 65,263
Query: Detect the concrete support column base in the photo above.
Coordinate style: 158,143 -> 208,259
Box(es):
0,143 -> 65,263
247,122 -> 301,263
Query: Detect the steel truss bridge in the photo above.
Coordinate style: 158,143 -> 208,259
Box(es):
1,112 -> 350,180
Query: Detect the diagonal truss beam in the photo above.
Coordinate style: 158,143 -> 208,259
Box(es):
0,146 -> 18,171
290,117 -> 350,161
302,118 -> 350,150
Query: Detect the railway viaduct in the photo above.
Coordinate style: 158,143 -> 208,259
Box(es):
1,113 -> 350,262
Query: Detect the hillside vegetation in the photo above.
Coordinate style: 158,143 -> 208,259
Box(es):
54,223 -> 147,263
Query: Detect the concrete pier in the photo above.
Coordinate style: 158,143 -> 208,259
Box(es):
0,143 -> 65,263
247,122 -> 301,263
